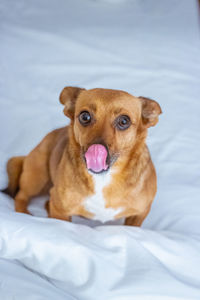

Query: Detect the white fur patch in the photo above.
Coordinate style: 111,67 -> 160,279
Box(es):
83,172 -> 123,223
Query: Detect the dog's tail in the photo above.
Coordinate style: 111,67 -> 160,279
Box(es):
1,156 -> 25,197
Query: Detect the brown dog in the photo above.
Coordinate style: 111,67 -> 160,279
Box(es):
4,87 -> 162,226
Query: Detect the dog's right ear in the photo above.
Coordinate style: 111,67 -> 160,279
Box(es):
139,96 -> 162,128
59,86 -> 85,119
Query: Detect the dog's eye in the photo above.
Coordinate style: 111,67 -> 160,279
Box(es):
79,111 -> 91,126
116,115 -> 131,130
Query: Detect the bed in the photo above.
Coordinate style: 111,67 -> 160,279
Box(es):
0,0 -> 200,299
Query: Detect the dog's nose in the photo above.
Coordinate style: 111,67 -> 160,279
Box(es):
91,138 -> 107,148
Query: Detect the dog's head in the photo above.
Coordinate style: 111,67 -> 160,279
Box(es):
60,87 -> 162,174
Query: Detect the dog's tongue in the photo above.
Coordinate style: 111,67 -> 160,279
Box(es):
85,144 -> 108,173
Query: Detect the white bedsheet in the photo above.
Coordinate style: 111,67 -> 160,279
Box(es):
0,0 -> 200,299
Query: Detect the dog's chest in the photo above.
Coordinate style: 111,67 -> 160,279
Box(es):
83,172 -> 123,223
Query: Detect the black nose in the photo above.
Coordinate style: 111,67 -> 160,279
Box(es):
89,138 -> 107,150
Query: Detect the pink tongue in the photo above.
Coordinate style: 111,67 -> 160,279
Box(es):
85,144 -> 108,173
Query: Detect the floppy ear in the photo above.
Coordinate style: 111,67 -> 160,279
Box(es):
59,86 -> 85,119
139,96 -> 162,128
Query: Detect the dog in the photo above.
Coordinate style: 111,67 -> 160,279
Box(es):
3,87 -> 162,226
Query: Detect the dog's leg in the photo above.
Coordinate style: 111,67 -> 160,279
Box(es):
15,154 -> 51,214
48,188 -> 72,222
49,202 -> 72,222
15,190 -> 31,214
124,205 -> 151,227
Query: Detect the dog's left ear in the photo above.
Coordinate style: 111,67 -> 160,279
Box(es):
139,96 -> 162,128
59,86 -> 85,119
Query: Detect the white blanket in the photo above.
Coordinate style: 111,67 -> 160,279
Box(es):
0,0 -> 200,299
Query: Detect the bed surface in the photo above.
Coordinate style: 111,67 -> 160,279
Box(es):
0,0 -> 200,299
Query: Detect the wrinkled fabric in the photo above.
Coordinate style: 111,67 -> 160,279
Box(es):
0,0 -> 200,299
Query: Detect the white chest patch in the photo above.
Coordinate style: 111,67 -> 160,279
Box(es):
83,172 -> 123,223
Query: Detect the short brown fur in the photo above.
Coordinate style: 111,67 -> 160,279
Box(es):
4,87 -> 162,226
